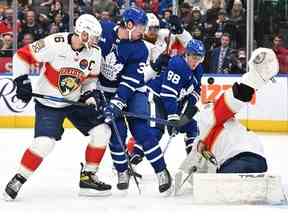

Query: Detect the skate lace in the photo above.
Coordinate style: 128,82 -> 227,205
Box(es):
90,173 -> 107,185
118,171 -> 129,183
8,179 -> 22,192
157,170 -> 168,186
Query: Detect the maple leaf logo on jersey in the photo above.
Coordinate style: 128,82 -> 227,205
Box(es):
101,52 -> 124,81
58,68 -> 82,96
179,84 -> 194,101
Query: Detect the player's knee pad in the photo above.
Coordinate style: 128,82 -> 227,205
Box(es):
30,137 -> 56,158
232,82 -> 255,102
89,124 -> 111,148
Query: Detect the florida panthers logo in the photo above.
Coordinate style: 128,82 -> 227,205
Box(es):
101,52 -> 124,81
58,68 -> 82,96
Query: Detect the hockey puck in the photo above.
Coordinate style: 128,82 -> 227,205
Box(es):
207,77 -> 215,85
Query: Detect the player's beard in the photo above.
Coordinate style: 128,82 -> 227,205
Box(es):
144,33 -> 157,44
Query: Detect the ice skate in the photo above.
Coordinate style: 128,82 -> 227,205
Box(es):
117,170 -> 130,190
79,163 -> 112,197
157,168 -> 173,196
3,173 -> 27,201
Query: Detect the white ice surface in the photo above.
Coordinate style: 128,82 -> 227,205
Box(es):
0,129 -> 287,216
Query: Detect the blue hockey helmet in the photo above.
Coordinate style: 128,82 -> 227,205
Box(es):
122,7 -> 148,26
186,39 -> 206,58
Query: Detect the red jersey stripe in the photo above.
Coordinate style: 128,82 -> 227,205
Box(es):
16,45 -> 38,65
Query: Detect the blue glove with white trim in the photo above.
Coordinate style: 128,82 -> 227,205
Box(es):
167,114 -> 181,136
103,97 -> 126,123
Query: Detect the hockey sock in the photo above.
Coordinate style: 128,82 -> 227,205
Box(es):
85,145 -> 106,172
143,139 -> 166,173
19,148 -> 43,179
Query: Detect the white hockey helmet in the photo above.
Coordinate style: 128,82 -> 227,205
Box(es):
74,14 -> 102,48
145,13 -> 160,33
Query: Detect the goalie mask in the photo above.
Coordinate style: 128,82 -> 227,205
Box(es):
74,14 -> 102,49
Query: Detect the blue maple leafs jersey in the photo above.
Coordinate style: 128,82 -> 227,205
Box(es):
99,39 -> 149,103
99,20 -> 117,58
148,55 -> 203,120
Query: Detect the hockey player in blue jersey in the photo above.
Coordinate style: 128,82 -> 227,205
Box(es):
99,7 -> 172,194
159,39 -> 205,154
130,39 -> 205,168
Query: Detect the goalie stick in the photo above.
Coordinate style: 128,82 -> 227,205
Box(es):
174,150 -> 218,195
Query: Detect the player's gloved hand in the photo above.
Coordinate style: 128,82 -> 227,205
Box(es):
79,90 -> 104,110
103,97 -> 126,123
168,15 -> 184,34
14,74 -> 32,103
167,114 -> 181,136
151,53 -> 171,75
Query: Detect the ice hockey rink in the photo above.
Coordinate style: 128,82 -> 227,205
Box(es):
0,128 -> 287,216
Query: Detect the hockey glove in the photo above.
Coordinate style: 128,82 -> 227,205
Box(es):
14,74 -> 32,103
167,114 -> 181,136
168,15 -> 184,34
151,53 -> 171,75
103,97 -> 126,123
79,90 -> 104,110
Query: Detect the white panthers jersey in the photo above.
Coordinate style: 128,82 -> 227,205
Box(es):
13,32 -> 101,108
196,99 -> 264,169
209,118 -> 264,167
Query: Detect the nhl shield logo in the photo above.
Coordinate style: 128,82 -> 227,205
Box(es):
58,68 -> 82,96
79,59 -> 88,70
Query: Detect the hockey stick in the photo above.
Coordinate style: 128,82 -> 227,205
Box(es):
174,150 -> 218,195
122,111 -> 175,127
27,92 -> 177,127
30,92 -> 89,107
99,91 -> 141,195
162,131 -> 177,154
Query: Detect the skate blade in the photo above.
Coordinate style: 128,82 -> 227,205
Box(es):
78,188 -> 112,197
116,189 -> 128,197
3,192 -> 14,201
161,184 -> 174,197
160,180 -> 174,197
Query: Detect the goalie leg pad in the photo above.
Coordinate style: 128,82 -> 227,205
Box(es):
191,173 -> 287,205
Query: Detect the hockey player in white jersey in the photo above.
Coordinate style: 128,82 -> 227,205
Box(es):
175,48 -> 279,189
3,14 -> 113,200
